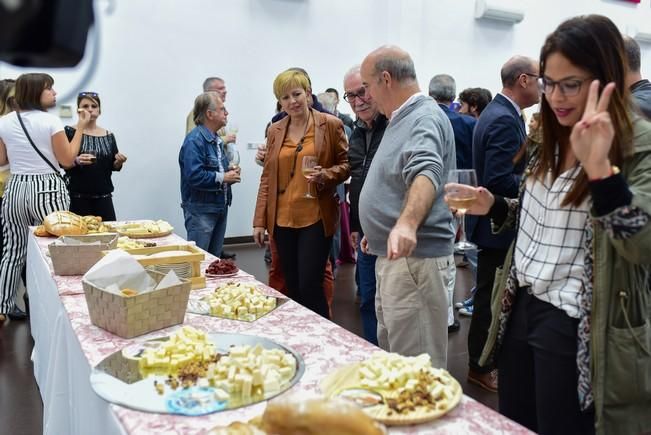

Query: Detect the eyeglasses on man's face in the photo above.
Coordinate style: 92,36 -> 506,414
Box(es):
343,86 -> 369,103
538,77 -> 591,97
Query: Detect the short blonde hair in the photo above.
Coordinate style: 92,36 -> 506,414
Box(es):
272,70 -> 310,100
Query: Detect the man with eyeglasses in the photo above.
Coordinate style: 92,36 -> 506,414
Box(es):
342,65 -> 388,345
179,92 -> 240,258
467,55 -> 540,393
185,77 -> 238,260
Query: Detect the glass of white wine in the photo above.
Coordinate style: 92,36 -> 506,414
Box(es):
447,169 -> 478,251
227,148 -> 240,170
302,156 -> 318,199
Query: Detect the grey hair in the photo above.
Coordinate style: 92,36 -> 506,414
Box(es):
202,77 -> 223,91
317,92 -> 337,113
343,65 -> 361,83
372,55 -> 417,85
193,92 -> 219,125
623,36 -> 641,73
428,74 -> 456,102
500,56 -> 536,87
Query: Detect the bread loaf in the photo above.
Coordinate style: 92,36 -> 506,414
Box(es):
33,225 -> 51,237
43,211 -> 88,236
262,396 -> 385,435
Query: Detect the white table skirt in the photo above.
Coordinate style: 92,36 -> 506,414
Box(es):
28,234 -> 126,435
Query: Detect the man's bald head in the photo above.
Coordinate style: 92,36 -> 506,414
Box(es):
500,55 -> 537,88
363,45 -> 417,85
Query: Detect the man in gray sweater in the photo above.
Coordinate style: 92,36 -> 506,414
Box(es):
359,46 -> 456,368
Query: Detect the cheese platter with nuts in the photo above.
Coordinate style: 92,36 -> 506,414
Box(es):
89,326 -> 304,416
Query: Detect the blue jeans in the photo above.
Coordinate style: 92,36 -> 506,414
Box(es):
183,207 -> 228,257
356,239 -> 378,345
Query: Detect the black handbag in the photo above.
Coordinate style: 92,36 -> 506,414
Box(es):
15,111 -> 69,187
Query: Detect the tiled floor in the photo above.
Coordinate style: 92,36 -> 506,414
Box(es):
0,243 -> 496,435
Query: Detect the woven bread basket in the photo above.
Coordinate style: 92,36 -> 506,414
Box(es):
82,270 -> 191,338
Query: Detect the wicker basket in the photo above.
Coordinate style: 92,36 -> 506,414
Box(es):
106,244 -> 206,289
82,270 -> 192,338
49,234 -> 118,275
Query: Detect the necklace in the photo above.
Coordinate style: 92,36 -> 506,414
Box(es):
279,111 -> 313,194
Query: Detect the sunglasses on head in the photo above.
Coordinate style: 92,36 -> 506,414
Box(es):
78,91 -> 99,98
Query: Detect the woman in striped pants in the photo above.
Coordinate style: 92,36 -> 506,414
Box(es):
0,73 -> 89,323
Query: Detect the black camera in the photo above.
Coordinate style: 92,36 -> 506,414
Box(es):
0,0 -> 94,67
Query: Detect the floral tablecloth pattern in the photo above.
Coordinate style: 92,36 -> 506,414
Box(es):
32,231 -> 531,435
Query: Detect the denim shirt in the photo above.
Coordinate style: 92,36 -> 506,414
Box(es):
179,125 -> 232,213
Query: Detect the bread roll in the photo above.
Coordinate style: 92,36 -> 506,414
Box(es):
33,225 -> 52,237
43,211 -> 88,236
262,397 -> 385,435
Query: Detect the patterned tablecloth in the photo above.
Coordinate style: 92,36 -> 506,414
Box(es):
31,231 -> 531,435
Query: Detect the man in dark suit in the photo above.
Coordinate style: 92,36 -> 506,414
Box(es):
429,73 -> 477,334
468,56 -> 540,392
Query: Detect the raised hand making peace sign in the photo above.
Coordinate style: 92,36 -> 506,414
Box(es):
569,79 -> 616,179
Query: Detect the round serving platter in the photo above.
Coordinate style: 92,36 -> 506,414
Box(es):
90,332 -> 305,416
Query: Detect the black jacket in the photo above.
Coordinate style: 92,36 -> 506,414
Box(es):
348,114 -> 388,233
470,94 -> 526,249
631,79 -> 651,120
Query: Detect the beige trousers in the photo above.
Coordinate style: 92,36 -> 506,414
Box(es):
375,255 -> 455,369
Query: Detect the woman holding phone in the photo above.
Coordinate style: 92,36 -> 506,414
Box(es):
64,92 -> 127,221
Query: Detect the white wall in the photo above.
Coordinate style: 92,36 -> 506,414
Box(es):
2,0 -> 651,237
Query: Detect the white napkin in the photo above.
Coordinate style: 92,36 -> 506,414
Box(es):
83,250 -> 157,295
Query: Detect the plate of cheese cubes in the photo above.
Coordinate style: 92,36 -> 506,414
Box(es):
320,352 -> 462,425
89,326 -> 304,415
187,282 -> 287,322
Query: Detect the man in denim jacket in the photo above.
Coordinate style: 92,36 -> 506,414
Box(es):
179,92 -> 240,256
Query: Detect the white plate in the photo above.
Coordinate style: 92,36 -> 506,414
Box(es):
89,332 -> 305,415
205,271 -> 239,278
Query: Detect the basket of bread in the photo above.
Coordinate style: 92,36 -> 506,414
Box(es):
320,352 -> 462,426
48,233 -> 118,275
82,251 -> 192,338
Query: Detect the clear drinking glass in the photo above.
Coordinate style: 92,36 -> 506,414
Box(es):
447,169 -> 478,251
302,156 -> 318,199
228,149 -> 240,170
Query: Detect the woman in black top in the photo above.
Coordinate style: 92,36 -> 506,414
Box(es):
65,92 -> 127,221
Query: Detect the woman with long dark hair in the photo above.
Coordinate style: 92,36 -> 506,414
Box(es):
446,15 -> 651,434
0,73 -> 89,322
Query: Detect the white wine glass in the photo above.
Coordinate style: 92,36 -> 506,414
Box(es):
447,169 -> 478,251
228,148 -> 240,170
302,156 -> 318,199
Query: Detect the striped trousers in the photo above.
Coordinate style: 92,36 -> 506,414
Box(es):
0,173 -> 69,313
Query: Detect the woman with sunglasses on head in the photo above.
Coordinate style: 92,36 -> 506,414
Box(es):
0,73 -> 90,323
253,69 -> 349,319
64,92 -> 127,221
446,15 -> 651,434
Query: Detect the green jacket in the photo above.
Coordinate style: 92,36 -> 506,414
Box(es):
480,116 -> 651,435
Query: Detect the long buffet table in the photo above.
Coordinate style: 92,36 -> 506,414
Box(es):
26,230 -> 531,435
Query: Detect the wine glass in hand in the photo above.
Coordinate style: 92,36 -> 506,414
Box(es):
447,169 -> 478,251
228,149 -> 240,170
302,156 -> 318,199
